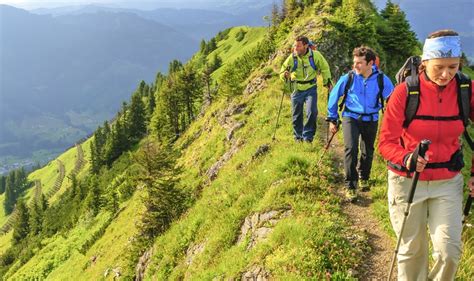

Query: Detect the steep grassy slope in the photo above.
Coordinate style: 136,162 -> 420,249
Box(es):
143,77 -> 365,279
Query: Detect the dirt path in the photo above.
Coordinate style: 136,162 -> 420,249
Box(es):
329,136 -> 397,280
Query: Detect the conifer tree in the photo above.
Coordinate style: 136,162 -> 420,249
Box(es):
169,60 -> 183,74
85,175 -> 101,216
378,0 -> 420,76
271,2 -> 281,27
4,172 -> 16,214
200,39 -> 207,54
178,65 -> 202,125
132,139 -> 185,241
28,194 -> 47,236
202,64 -> 213,106
207,38 -> 217,53
128,92 -> 147,142
0,176 -> 5,194
12,199 -> 29,244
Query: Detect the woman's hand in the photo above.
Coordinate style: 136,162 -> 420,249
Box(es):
406,152 -> 431,172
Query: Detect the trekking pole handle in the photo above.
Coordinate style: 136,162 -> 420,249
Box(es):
408,139 -> 431,204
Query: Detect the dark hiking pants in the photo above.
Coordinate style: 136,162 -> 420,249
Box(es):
342,116 -> 378,190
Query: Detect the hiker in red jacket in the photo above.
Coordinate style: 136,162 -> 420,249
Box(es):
379,29 -> 474,280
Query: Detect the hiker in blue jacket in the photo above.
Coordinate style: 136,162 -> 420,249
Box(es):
327,46 -> 394,201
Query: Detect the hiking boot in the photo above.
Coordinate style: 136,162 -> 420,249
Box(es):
344,188 -> 357,202
359,180 -> 370,192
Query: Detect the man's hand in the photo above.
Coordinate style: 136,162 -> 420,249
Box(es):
324,79 -> 333,91
284,70 -> 290,80
329,122 -> 338,134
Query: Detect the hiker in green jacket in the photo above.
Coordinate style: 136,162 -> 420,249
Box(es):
279,36 -> 332,143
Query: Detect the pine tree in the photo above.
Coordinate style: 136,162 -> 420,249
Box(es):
28,198 -> 44,236
210,53 -> 222,72
169,60 -> 183,74
152,76 -> 181,141
85,175 -> 101,216
138,80 -> 147,96
207,38 -> 217,53
0,176 -> 5,194
132,139 -> 185,241
128,92 -> 147,142
4,173 -> 16,214
107,188 -> 119,214
178,65 -> 202,126
202,64 -> 213,106
200,39 -> 207,54
12,199 -> 29,244
378,0 -> 420,76
90,125 -> 107,174
271,2 -> 281,27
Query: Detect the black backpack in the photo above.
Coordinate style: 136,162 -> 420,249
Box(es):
396,55 -> 474,150
338,70 -> 385,112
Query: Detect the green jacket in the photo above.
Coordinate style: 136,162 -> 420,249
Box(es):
279,49 -> 331,91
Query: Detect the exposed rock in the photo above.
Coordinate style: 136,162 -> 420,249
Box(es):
113,267 -> 121,279
244,74 -> 271,95
135,247 -> 153,281
90,255 -> 97,264
185,242 -> 206,266
227,122 -> 245,141
252,144 -> 270,160
241,266 -> 271,281
238,209 -> 292,250
217,103 -> 248,143
206,140 -> 244,181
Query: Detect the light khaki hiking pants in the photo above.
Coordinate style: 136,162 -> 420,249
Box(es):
388,170 -> 463,281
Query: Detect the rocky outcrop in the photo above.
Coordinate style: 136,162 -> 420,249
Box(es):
241,266 -> 271,281
206,139 -> 244,181
185,241 -> 206,266
244,74 -> 271,95
237,209 -> 292,250
135,248 -> 153,281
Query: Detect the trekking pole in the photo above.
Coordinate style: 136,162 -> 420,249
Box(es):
316,118 -> 340,167
272,86 -> 286,141
463,195 -> 473,226
388,139 -> 431,281
272,77 -> 293,141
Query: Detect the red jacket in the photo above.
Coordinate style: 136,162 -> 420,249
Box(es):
378,73 -> 474,181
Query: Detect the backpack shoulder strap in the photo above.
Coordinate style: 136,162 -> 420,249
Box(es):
403,75 -> 421,128
308,49 -> 317,71
338,71 -> 354,111
291,53 -> 298,72
377,72 -> 385,111
455,72 -> 472,126
455,71 -> 474,150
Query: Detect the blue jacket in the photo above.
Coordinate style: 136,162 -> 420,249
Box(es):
327,67 -> 394,122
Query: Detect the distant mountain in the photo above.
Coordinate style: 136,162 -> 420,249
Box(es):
31,4 -> 272,41
0,5 -> 198,161
372,0 -> 474,61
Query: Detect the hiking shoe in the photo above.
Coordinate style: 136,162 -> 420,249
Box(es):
359,180 -> 370,192
344,189 -> 357,202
